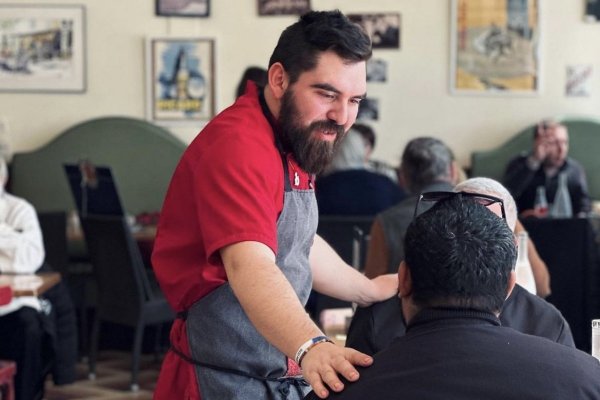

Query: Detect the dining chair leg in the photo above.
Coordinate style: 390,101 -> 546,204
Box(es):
87,315 -> 100,380
130,320 -> 144,392
153,324 -> 162,362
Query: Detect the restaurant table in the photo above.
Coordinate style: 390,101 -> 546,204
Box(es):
0,272 -> 61,297
522,216 -> 600,352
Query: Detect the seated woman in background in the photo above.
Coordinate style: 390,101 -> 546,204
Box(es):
316,127 -> 405,216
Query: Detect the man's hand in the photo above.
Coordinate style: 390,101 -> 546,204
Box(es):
532,124 -> 550,163
301,341 -> 373,399
354,273 -> 398,308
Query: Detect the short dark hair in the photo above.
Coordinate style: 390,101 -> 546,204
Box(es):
400,137 -> 454,193
268,10 -> 372,84
404,195 -> 517,313
351,123 -> 376,149
235,66 -> 268,98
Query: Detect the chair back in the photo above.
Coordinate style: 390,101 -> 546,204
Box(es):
317,215 -> 374,270
37,211 -> 68,276
80,215 -> 154,325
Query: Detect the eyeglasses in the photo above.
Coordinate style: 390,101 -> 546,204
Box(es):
414,191 -> 506,220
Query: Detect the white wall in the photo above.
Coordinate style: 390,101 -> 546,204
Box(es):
1,0 -> 599,167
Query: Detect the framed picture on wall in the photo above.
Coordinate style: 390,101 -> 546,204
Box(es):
258,0 -> 310,16
450,0 -> 541,96
348,13 -> 401,49
0,4 -> 86,93
585,0 -> 600,22
156,0 -> 209,17
146,37 -> 215,123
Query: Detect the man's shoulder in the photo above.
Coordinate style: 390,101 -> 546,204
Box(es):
565,157 -> 586,171
2,192 -> 34,211
501,285 -> 572,344
184,102 -> 279,169
378,196 -> 416,220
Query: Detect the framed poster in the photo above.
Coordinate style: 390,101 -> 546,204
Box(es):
450,0 -> 540,95
585,0 -> 600,22
156,0 -> 209,17
0,4 -> 86,93
348,13 -> 401,49
258,0 -> 310,16
146,38 -> 215,124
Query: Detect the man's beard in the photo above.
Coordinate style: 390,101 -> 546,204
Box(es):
278,90 -> 345,175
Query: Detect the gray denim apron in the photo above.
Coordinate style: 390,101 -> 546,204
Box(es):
173,99 -> 318,398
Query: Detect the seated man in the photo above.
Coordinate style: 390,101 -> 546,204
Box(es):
0,158 -> 76,400
346,178 -> 570,355
363,137 -> 458,278
455,178 -> 551,297
503,120 -> 591,217
307,194 -> 600,399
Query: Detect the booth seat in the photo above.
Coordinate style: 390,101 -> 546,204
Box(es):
9,116 -> 187,215
470,117 -> 600,200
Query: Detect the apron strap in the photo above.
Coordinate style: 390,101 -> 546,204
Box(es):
169,344 -> 308,400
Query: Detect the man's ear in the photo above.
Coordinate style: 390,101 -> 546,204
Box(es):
267,62 -> 289,99
398,261 -> 412,298
449,161 -> 460,185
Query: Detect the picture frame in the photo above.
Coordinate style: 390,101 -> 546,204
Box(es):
0,4 -> 86,93
348,13 -> 401,49
258,0 -> 310,16
155,0 -> 209,17
146,37 -> 215,124
449,0 -> 541,96
585,0 -> 600,22
367,58 -> 388,82
357,98 -> 379,121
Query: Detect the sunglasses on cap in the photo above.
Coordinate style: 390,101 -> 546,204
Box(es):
413,191 -> 507,220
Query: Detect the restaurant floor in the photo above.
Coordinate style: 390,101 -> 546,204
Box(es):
44,351 -> 162,400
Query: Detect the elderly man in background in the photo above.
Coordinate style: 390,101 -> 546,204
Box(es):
0,157 -> 49,400
504,120 -> 591,217
363,137 -> 457,278
0,158 -> 77,400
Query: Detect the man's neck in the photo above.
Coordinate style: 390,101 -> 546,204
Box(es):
263,86 -> 280,121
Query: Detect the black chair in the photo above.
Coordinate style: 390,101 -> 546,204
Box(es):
80,215 -> 174,391
316,215 -> 374,271
37,211 -> 69,276
309,215 -> 374,323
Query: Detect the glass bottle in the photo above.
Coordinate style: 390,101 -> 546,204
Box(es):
550,172 -> 573,218
515,231 -> 537,295
533,186 -> 548,217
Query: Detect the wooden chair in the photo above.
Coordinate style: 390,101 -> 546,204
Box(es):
80,215 -> 174,391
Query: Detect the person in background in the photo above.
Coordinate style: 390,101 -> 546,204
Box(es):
151,11 -> 398,400
346,177 -> 570,356
0,158 -> 77,400
350,123 -> 398,183
316,128 -> 405,216
363,137 -> 457,278
309,195 -> 600,400
235,65 -> 268,99
455,178 -> 551,298
504,119 -> 591,217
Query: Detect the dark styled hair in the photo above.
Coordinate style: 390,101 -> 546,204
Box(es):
268,10 -> 372,84
235,66 -> 268,98
404,195 -> 517,313
400,137 -> 454,193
